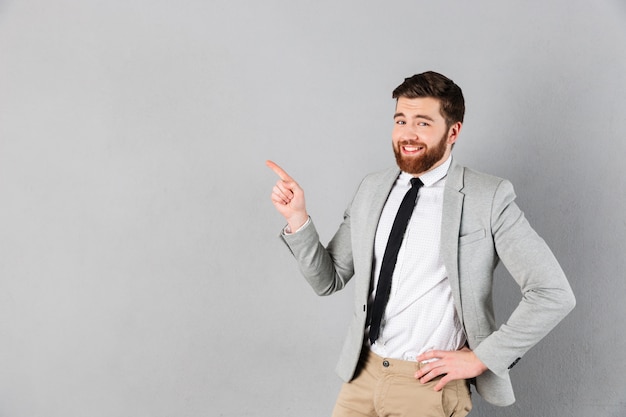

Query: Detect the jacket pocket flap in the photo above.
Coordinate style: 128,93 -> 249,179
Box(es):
459,229 -> 486,246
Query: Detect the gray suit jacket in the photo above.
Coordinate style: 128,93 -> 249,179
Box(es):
281,159 -> 575,406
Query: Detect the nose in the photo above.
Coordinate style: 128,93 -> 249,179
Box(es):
401,123 -> 419,140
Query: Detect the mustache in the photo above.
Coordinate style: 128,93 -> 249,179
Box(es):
398,140 -> 426,147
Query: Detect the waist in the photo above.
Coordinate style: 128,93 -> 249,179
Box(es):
362,349 -> 429,376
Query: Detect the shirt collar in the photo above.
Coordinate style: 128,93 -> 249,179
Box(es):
398,155 -> 452,187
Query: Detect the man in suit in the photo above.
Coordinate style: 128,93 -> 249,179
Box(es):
267,71 -> 575,417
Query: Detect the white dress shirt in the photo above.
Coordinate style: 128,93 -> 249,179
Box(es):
369,156 -> 466,361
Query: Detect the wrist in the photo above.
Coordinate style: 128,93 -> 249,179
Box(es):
471,351 -> 488,375
287,213 -> 309,232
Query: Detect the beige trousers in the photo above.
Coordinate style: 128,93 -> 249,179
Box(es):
331,351 -> 472,417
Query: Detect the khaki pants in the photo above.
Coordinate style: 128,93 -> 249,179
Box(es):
332,351 -> 472,417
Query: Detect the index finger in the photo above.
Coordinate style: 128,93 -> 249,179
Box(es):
266,160 -> 294,181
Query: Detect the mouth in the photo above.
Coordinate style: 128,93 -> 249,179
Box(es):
401,144 -> 425,155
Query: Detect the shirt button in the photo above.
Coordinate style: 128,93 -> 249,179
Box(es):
382,360 -> 390,367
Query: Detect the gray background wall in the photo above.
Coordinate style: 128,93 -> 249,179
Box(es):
0,0 -> 624,416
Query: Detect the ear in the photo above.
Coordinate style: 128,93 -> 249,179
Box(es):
447,122 -> 462,145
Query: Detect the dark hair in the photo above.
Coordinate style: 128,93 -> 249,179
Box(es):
392,71 -> 465,127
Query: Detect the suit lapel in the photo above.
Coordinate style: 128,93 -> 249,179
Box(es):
441,160 -> 465,316
355,168 -> 399,301
363,168 -> 400,247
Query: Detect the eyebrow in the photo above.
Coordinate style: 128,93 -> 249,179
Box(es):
393,112 -> 435,121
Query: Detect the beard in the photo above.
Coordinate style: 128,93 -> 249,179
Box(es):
393,133 -> 448,175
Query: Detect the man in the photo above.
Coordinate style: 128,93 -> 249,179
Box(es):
267,71 -> 575,417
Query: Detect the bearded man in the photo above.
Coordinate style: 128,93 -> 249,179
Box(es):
267,71 -> 575,417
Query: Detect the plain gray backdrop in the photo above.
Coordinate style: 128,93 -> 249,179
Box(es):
1,0 -> 625,416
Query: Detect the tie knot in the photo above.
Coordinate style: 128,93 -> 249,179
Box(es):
410,177 -> 424,189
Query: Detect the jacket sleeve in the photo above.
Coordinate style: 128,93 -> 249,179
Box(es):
472,179 -> 576,377
280,207 -> 356,296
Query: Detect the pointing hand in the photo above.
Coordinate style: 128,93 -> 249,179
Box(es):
266,160 -> 309,231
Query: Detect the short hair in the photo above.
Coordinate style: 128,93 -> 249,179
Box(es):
392,71 -> 465,127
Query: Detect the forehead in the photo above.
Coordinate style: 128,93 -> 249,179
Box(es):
395,96 -> 444,119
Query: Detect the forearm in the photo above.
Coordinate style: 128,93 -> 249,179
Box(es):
473,276 -> 575,376
281,218 -> 354,296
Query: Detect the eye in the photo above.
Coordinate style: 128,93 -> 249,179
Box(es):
418,122 -> 429,127
395,120 -> 406,125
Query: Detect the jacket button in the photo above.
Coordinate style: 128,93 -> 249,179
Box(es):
382,360 -> 390,367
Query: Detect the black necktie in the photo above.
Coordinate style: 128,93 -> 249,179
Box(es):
369,177 -> 423,345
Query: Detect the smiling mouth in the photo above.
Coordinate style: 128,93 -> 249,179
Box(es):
402,144 -> 425,154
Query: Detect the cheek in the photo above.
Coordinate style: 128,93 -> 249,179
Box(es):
391,128 -> 403,143
392,138 -> 403,150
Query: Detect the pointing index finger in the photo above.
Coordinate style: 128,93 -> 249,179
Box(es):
266,160 -> 294,181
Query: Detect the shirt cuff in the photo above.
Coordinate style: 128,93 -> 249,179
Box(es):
283,217 -> 311,235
